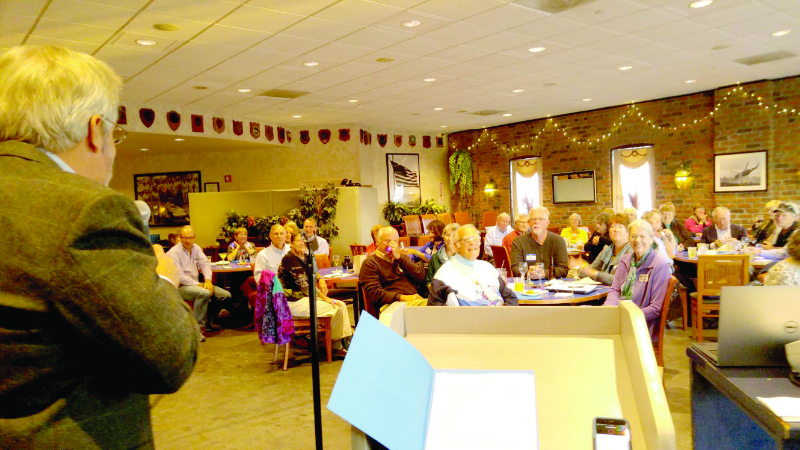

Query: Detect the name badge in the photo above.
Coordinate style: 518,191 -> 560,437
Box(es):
525,254 -> 537,262
638,274 -> 649,283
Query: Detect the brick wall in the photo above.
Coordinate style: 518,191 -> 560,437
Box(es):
449,76 -> 800,229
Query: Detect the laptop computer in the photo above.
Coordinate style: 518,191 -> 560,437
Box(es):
694,286 -> 800,367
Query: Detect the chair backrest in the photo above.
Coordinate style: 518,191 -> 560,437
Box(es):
655,275 -> 679,367
350,244 -> 368,256
403,215 -> 422,236
398,236 -> 410,248
420,214 -> 436,233
482,211 -> 499,229
203,246 -> 219,262
436,213 -> 452,225
696,254 -> 750,298
416,235 -> 432,246
453,211 -> 470,225
547,226 -> 561,235
490,245 -> 512,272
315,254 -> 331,269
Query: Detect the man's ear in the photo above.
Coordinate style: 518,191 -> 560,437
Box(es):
86,115 -> 104,153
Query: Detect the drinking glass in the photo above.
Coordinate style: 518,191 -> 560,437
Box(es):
532,263 -> 545,287
518,262 -> 528,282
343,255 -> 352,272
333,255 -> 341,268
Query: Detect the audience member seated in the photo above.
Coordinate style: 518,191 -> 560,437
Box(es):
484,212 -> 512,259
764,230 -> 800,286
510,207 -> 569,278
603,219 -> 672,342
427,223 -> 461,286
227,227 -> 257,262
167,225 -> 232,340
168,232 -> 180,247
429,225 -> 518,306
602,207 -> 616,216
623,207 -> 638,223
700,206 -> 747,246
303,218 -> 329,256
752,200 -> 782,243
365,223 -> 383,255
580,213 -> 632,284
583,213 -> 612,263
660,202 -> 694,249
359,226 -> 427,317
761,202 -> 799,249
643,210 -> 676,269
285,221 -> 300,237
254,224 -> 289,283
685,203 -> 712,237
277,230 -> 352,354
408,219 -> 445,262
502,213 -> 530,256
560,213 -> 589,248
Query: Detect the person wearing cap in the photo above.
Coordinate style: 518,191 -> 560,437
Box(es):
762,202 -> 799,249
752,200 -> 782,243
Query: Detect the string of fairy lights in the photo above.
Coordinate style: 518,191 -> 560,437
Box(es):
451,85 -> 799,153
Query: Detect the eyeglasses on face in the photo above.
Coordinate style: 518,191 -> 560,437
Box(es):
100,116 -> 127,145
529,217 -> 548,222
457,236 -> 481,245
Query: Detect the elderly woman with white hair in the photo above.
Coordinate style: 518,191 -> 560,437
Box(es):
560,213 -> 589,248
603,219 -> 672,341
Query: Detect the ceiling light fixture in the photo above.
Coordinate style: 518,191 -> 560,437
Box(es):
423,77 -> 436,82
237,88 -> 251,93
140,148 -> 149,151
193,85 -> 208,90
771,29 -> 792,37
502,113 -> 512,117
135,39 -> 157,46
402,20 -> 422,27
434,107 -> 444,111
440,125 -> 448,128
174,138 -> 184,142
292,115 -> 302,118
685,79 -> 697,84
512,89 -> 524,93
348,99 -> 359,103
528,46 -> 545,53
689,0 -> 713,8
618,66 -> 632,71
582,98 -> 592,102
375,57 -> 394,63
303,61 -> 319,67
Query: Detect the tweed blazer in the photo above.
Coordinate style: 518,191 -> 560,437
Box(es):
0,141 -> 198,449
700,224 -> 747,244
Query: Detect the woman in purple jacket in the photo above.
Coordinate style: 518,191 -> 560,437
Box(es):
603,219 -> 672,341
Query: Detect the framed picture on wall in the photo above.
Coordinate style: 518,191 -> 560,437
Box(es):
386,153 -> 421,205
134,171 -> 201,226
204,182 -> 219,192
552,170 -> 596,203
714,150 -> 767,192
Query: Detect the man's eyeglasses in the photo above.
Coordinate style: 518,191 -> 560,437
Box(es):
457,236 -> 481,245
529,217 -> 548,222
101,116 -> 127,145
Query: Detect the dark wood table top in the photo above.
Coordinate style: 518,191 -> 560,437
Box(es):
210,262 -> 253,273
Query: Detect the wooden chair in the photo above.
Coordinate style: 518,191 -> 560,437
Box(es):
482,211 -> 498,229
403,215 -> 422,236
691,255 -> 749,342
203,246 -> 220,262
490,245 -> 512,273
436,213 -> 452,225
677,283 -> 690,331
350,244 -> 368,256
275,316 -> 333,370
398,236 -> 410,248
453,211 -> 470,225
655,276 -> 679,368
420,214 -> 436,234
416,235 -> 432,246
315,254 -> 331,269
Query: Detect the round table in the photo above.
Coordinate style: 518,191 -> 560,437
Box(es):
506,277 -> 610,305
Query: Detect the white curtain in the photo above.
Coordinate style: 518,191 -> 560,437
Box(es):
510,157 -> 540,217
612,146 -> 655,215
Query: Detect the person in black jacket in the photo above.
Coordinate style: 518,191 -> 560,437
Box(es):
584,212 -> 612,263
660,202 -> 695,249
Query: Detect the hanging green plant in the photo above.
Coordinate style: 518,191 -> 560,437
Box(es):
449,149 -> 473,197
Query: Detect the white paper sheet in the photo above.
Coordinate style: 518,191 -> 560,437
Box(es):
425,371 -> 538,450
757,397 -> 800,421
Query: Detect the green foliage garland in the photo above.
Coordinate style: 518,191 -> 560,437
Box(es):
449,149 -> 473,197
412,198 -> 447,215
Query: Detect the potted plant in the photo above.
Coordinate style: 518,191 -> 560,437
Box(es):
449,148 -> 474,197
298,182 -> 340,242
383,201 -> 411,225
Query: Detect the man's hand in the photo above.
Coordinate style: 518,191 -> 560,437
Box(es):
592,235 -> 600,245
153,244 -> 180,286
203,279 -> 214,292
398,293 -> 424,303
388,243 -> 402,260
317,278 -> 329,296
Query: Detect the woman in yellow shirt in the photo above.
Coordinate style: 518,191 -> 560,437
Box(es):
560,213 -> 589,248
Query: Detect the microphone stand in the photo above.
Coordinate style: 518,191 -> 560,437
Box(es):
303,233 -> 324,450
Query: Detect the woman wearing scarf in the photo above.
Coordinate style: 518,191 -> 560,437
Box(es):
603,219 -> 672,342
277,230 -> 352,356
426,223 -> 461,286
580,213 -> 633,284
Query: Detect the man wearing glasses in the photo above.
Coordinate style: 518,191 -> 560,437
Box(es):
0,46 -> 197,448
510,207 -> 570,278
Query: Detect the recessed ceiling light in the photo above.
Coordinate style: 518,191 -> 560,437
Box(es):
193,85 -> 208,90
440,125 -> 448,128
140,148 -> 149,151
771,29 -> 792,37
303,61 -> 319,67
411,113 -> 421,116
689,0 -> 713,8
512,89 -> 524,93
423,77 -> 436,82
618,66 -> 632,71
237,88 -> 251,93
582,98 -> 592,102
502,113 -> 512,117
348,99 -> 359,103
153,23 -> 180,32
292,115 -> 302,118
174,138 -> 184,142
434,107 -> 444,111
135,39 -> 157,46
543,82 -> 557,87
376,57 -> 394,63
685,79 -> 697,84
528,46 -> 546,53
402,20 -> 422,27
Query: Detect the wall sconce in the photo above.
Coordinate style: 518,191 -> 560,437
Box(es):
674,164 -> 694,190
483,178 -> 498,197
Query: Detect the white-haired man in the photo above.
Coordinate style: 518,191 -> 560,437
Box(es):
510,207 -> 569,278
700,206 -> 747,246
429,225 -> 518,306
484,212 -> 512,258
254,224 -> 290,283
0,45 -> 197,448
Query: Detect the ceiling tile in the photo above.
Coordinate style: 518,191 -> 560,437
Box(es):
124,12 -> 211,40
281,17 -> 362,41
411,0 -> 504,21
716,12 -> 800,42
465,31 -> 539,52
612,42 -> 678,60
381,37 -> 454,57
253,34 -> 327,55
143,0 -> 239,22
25,35 -> 100,54
557,0 -> 647,23
462,4 -> 548,29
32,19 -> 117,45
370,10 -> 451,36
392,56 -> 455,74
658,28 -> 734,51
192,25 -> 273,48
218,6 -> 305,33
534,47 -> 603,65
314,0 -> 403,27
510,16 -> 586,39
94,45 -> 164,73
421,21 -> 497,44
581,34 -> 652,53
170,41 -> 243,62
596,9 -> 679,34
244,0 -> 338,15
336,27 -> 411,49
0,33 -> 27,48
0,14 -> 37,35
546,26 -> 621,47
632,19 -> 709,42
84,0 -> 149,10
325,61 -> 386,76
427,45 -> 493,63
688,1 -> 776,27
42,0 -> 136,29
302,42 -> 376,64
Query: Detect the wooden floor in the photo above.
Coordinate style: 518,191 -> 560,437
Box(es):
151,317 -> 696,449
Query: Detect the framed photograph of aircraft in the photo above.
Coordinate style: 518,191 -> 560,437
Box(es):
714,150 -> 767,192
